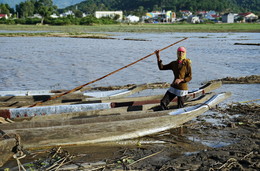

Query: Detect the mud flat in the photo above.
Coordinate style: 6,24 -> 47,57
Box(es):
2,103 -> 259,170
209,75 -> 260,84
0,32 -> 114,39
84,82 -> 171,91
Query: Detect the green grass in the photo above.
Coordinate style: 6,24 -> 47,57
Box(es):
0,23 -> 259,33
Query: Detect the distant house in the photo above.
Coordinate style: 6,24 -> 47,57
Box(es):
126,15 -> 139,22
197,11 -> 208,15
197,11 -> 208,17
180,10 -> 192,19
187,15 -> 200,23
29,14 -> 42,19
239,12 -> 258,22
60,11 -> 74,17
50,13 -> 59,18
145,11 -> 161,22
204,11 -> 219,21
145,10 -> 176,23
0,14 -> 8,19
95,11 -> 123,21
222,13 -> 234,23
166,11 -> 176,22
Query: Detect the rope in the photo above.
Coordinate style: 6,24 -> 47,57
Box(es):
29,37 -> 188,107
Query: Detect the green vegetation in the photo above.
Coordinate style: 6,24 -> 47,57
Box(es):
36,0 -> 57,24
0,0 -> 259,26
0,23 -> 259,33
0,16 -> 118,25
64,0 -> 260,16
2,0 -> 259,14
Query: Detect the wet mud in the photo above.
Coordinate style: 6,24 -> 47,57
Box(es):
77,75 -> 260,91
209,75 -> 260,84
2,103 -> 259,170
82,82 -> 171,91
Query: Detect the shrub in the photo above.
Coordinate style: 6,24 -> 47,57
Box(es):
0,18 -> 15,24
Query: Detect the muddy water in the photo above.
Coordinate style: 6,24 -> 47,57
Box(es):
0,32 -> 259,103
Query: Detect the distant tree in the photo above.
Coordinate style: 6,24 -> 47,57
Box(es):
35,0 -> 57,24
74,10 -> 83,18
0,3 -> 10,15
134,6 -> 146,17
113,14 -> 120,20
153,4 -> 161,11
16,0 -> 36,18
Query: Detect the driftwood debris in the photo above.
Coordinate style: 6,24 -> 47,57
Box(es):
234,43 -> 260,46
84,82 -> 171,91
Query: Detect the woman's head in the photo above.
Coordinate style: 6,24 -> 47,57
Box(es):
177,46 -> 186,61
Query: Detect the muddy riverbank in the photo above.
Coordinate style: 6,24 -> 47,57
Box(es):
62,103 -> 259,170
1,101 -> 259,171
208,75 -> 260,84
79,75 -> 260,91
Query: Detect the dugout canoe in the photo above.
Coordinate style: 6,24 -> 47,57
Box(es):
0,83 -> 149,108
0,81 -> 221,108
0,82 -> 222,119
0,130 -> 17,167
0,92 -> 231,150
11,92 -> 216,122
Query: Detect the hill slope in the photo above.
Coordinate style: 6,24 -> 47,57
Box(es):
66,0 -> 259,14
1,0 -> 259,14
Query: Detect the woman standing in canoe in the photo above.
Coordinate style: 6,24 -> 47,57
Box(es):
155,46 -> 192,109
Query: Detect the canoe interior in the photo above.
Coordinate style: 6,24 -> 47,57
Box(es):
0,92 -> 231,150
0,81 -> 221,109
0,130 -> 17,167
0,84 -> 149,108
0,81 -> 222,120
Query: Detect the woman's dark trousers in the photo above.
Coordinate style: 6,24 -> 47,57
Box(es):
160,91 -> 185,110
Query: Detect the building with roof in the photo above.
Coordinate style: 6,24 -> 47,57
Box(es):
126,15 -> 139,22
0,14 -> 8,19
187,15 -> 200,23
60,10 -> 74,17
222,13 -> 234,23
145,10 -> 176,23
95,11 -> 123,21
180,10 -> 192,19
239,12 -> 258,22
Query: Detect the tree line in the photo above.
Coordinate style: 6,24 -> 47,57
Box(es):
0,0 -> 119,25
0,0 -> 259,25
64,0 -> 259,16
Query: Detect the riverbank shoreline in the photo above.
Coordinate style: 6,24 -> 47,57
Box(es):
1,102 -> 259,170
0,23 -> 259,34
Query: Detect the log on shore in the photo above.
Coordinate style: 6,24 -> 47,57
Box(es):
234,43 -> 260,46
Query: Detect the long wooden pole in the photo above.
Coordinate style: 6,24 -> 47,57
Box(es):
29,37 -> 188,107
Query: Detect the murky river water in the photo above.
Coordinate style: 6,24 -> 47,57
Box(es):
0,32 -> 259,103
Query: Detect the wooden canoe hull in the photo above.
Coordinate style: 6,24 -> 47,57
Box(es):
0,92 -> 231,150
0,131 -> 16,167
12,92 -> 215,122
0,84 -> 149,108
0,82 -> 222,119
